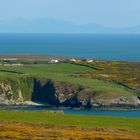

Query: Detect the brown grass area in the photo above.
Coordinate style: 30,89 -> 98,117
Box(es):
76,61 -> 140,90
0,121 -> 140,140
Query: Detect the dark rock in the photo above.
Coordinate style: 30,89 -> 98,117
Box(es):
61,96 -> 81,108
31,79 -> 60,106
31,79 -> 96,108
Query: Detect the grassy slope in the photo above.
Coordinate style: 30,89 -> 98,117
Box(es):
0,111 -> 140,132
0,63 -> 136,98
77,61 -> 140,90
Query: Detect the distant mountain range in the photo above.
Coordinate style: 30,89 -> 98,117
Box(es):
0,18 -> 140,33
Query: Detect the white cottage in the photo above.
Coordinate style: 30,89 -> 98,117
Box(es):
50,59 -> 59,64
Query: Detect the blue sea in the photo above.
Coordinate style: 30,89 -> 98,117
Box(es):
0,33 -> 140,61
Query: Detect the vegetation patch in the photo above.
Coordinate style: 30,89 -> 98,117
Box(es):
0,111 -> 140,139
0,62 -> 138,102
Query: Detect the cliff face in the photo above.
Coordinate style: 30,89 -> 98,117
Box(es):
0,82 -> 13,104
0,77 -> 33,105
31,79 -> 95,107
0,77 -> 140,108
0,82 -> 24,104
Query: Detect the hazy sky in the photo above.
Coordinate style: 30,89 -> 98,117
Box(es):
0,0 -> 140,28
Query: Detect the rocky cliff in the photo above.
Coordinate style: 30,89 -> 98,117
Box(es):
0,77 -> 140,108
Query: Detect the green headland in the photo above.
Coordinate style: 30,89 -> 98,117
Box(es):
0,55 -> 140,139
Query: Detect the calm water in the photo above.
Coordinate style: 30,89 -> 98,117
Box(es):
2,106 -> 140,118
0,34 -> 140,61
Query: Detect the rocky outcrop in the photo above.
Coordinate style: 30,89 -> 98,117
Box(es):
0,82 -> 13,100
0,77 -> 33,105
32,80 -> 60,105
99,96 -> 140,108
0,82 -> 25,105
0,82 -> 15,105
32,79 -> 84,107
31,79 -> 140,108
31,79 -> 102,108
0,78 -> 140,108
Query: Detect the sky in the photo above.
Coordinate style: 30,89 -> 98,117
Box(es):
0,0 -> 140,28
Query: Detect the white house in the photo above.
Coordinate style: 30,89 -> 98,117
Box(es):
70,58 -> 76,62
50,59 -> 59,64
87,59 -> 94,63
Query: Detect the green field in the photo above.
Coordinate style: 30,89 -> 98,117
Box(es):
0,110 -> 140,132
0,61 -> 140,139
0,63 -> 136,97
76,61 -> 140,91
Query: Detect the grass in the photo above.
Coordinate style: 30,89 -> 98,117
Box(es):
0,63 -> 94,75
77,61 -> 140,91
0,62 -> 140,139
0,63 -> 136,98
0,110 -> 139,133
0,121 -> 139,139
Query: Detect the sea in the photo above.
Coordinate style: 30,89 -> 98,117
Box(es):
0,33 -> 140,61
